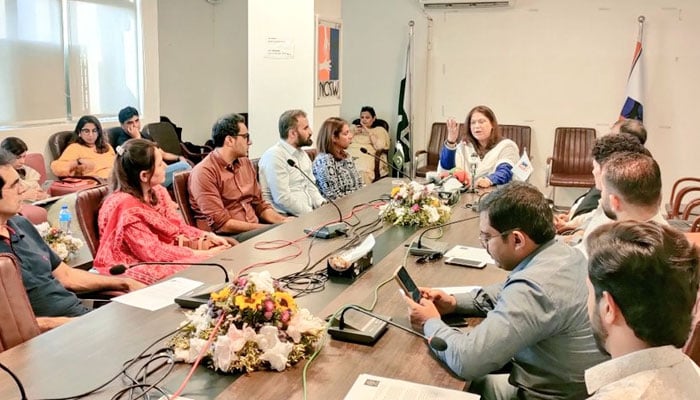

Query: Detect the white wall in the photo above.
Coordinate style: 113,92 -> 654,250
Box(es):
342,0 -> 700,205
157,0 -> 248,145
247,0 -> 315,158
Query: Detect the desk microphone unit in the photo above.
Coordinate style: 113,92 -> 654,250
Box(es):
328,305 -> 448,350
287,159 -> 348,238
407,215 -> 480,257
110,261 -> 230,309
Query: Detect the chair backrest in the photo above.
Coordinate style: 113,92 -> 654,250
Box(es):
172,171 -> 197,227
499,125 -> 532,155
106,126 -> 123,149
24,153 -> 47,184
425,122 -> 449,167
48,130 -> 76,160
550,127 -> 597,177
304,148 -> 318,162
351,118 -> 390,132
0,253 -> 40,352
144,122 -> 182,156
75,185 -> 110,257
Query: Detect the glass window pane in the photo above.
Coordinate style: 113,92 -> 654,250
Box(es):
67,0 -> 140,118
0,0 -> 65,125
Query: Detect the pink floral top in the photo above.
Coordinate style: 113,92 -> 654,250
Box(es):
94,185 -> 208,284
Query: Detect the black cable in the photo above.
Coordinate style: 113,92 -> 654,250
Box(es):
0,361 -> 27,400
33,326 -> 185,400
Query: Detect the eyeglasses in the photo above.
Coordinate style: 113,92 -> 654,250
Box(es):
237,133 -> 251,143
479,227 -> 519,248
80,128 -> 99,135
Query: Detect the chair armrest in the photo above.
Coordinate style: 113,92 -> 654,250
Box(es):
415,150 -> 428,157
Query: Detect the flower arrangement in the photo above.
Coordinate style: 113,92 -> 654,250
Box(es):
34,222 -> 84,262
170,271 -> 325,373
379,180 -> 452,227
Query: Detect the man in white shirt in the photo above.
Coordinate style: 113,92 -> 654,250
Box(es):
584,221 -> 700,399
259,110 -> 325,216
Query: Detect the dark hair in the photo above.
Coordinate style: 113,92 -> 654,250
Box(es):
73,115 -> 110,154
118,106 -> 139,124
0,149 -> 16,198
587,221 -> 699,347
591,133 -> 649,166
464,105 -> 501,157
278,110 -> 307,140
479,181 -> 555,244
211,113 -> 246,148
603,152 -> 661,207
316,117 -> 348,155
613,118 -> 647,145
1,137 -> 28,156
360,106 -> 376,118
111,139 -> 159,205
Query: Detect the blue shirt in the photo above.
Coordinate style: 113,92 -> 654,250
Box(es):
423,240 -> 609,399
0,216 -> 88,317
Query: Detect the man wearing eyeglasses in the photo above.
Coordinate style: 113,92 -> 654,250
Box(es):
189,113 -> 290,242
405,182 -> 608,400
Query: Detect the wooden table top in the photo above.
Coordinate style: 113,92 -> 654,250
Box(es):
0,179 -> 507,400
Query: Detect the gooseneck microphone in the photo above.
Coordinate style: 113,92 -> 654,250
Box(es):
359,147 -> 408,179
286,159 -> 347,238
338,305 -> 448,351
408,215 -> 481,257
110,262 -> 230,283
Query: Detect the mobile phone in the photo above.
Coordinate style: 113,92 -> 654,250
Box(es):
393,266 -> 421,303
444,257 -> 487,269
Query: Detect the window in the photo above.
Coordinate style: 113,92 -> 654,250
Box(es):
0,0 -> 142,127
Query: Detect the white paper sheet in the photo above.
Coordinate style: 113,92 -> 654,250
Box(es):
344,374 -> 479,400
112,277 -> 203,311
444,245 -> 495,264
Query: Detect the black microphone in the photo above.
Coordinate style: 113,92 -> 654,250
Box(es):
109,262 -> 230,283
359,147 -> 408,179
409,215 -> 480,256
286,159 -> 347,238
338,305 -> 448,351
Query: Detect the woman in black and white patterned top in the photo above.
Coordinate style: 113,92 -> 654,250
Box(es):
312,117 -> 363,200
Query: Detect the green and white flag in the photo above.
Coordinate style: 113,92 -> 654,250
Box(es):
394,38 -> 411,177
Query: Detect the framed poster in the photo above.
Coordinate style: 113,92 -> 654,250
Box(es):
315,17 -> 342,106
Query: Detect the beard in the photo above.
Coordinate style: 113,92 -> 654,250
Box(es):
296,135 -> 313,147
589,308 -> 611,356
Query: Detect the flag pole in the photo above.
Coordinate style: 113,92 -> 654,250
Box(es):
407,20 -> 415,179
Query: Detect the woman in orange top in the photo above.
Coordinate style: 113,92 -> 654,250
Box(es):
50,115 -> 115,179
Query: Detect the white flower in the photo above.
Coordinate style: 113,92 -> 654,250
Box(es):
397,186 -> 408,199
226,323 -> 256,352
255,326 -> 293,371
423,205 -> 440,223
34,222 -> 50,236
70,236 -> 83,248
175,337 -> 208,363
287,308 -> 325,343
184,304 -> 213,332
53,243 -> 68,260
247,271 -> 275,294
213,335 -> 237,371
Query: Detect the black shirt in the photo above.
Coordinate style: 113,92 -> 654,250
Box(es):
0,216 -> 88,317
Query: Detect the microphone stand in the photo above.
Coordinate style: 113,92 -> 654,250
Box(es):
409,215 -> 480,256
286,159 -> 348,238
359,147 -> 408,180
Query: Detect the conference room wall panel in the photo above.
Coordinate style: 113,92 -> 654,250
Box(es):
342,0 -> 700,205
158,0 -> 248,146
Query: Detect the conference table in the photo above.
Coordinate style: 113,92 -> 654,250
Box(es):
0,179 -> 507,399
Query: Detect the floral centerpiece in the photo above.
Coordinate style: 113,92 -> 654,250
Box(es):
34,222 -> 84,262
170,271 -> 325,373
379,180 -> 452,227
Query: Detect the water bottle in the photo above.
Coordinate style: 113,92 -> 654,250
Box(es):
58,205 -> 72,234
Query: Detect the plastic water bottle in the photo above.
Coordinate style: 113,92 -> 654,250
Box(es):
58,205 -> 72,234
